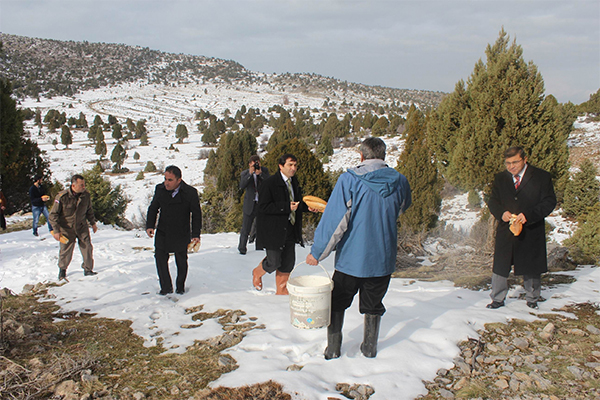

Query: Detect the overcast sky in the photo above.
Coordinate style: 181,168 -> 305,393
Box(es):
1,0 -> 599,104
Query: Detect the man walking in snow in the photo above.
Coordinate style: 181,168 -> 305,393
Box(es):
29,175 -> 52,236
146,165 -> 202,295
486,146 -> 556,310
306,137 -> 411,359
49,174 -> 98,280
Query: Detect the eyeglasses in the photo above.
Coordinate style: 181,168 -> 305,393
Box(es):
504,159 -> 524,167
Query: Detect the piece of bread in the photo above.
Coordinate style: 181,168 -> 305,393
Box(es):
187,241 -> 201,253
41,195 -> 50,201
50,230 -> 69,243
509,214 -> 522,236
303,195 -> 327,212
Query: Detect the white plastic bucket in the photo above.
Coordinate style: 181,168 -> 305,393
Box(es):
287,263 -> 333,329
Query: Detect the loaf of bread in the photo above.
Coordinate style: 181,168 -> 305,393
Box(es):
509,214 -> 522,236
303,195 -> 327,212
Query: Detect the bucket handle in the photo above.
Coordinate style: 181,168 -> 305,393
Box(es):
290,261 -> 332,283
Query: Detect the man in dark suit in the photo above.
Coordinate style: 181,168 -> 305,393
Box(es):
238,155 -> 269,255
486,146 -> 557,310
252,153 -> 311,295
146,165 -> 202,295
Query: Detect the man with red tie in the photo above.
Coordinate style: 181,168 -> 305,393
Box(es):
486,146 -> 557,310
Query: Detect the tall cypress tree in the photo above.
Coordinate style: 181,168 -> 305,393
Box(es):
396,105 -> 441,232
428,29 -> 576,197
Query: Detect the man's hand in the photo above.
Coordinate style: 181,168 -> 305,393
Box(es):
52,232 -> 61,241
308,207 -> 322,213
290,201 -> 299,211
514,213 -> 527,224
502,211 -> 513,223
306,254 -> 318,265
191,237 -> 200,244
146,228 -> 154,238
92,224 -> 98,233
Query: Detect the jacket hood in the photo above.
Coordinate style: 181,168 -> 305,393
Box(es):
348,159 -> 401,198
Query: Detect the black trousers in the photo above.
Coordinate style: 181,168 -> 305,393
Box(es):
262,222 -> 296,274
155,248 -> 188,292
331,270 -> 391,315
238,201 -> 258,252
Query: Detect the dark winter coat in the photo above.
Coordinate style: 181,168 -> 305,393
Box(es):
487,164 -> 557,277
240,166 -> 270,216
146,181 -> 202,253
256,171 -> 307,251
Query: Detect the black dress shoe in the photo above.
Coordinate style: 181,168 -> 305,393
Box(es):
159,289 -> 173,296
176,288 -> 184,295
239,249 -> 247,255
486,301 -> 505,309
84,270 -> 98,276
527,301 -> 539,310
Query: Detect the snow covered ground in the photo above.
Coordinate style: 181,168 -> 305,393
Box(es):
2,82 -> 598,399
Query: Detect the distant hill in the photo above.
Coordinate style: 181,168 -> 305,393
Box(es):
0,33 -> 445,109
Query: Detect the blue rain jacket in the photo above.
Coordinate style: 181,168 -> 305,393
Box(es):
310,159 -> 411,278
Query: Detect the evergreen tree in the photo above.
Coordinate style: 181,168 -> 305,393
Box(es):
77,112 -> 88,128
133,152 -> 140,162
144,161 -> 157,173
316,133 -> 334,157
371,116 -> 390,136
396,105 -> 442,232
139,132 -> 149,146
428,29 -> 576,197
266,118 -> 297,152
61,125 -> 73,149
95,139 -> 107,159
577,88 -> 600,115
126,118 -> 135,132
175,124 -> 189,143
111,141 -> 127,171
562,160 -> 600,219
135,119 -> 147,139
202,130 -> 217,146
81,165 -> 128,226
108,115 -> 118,125
112,123 -> 123,140
205,130 -> 257,193
93,115 -> 104,127
35,109 -> 42,126
564,204 -> 600,265
0,78 -> 51,213
95,126 -> 105,143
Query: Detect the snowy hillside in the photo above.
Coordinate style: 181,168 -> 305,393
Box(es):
3,82 -> 599,399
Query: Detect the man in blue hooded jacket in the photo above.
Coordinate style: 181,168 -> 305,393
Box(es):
306,137 -> 411,359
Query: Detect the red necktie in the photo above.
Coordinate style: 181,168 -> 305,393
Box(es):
514,175 -> 520,189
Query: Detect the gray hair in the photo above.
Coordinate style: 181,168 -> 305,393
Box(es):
359,137 -> 386,160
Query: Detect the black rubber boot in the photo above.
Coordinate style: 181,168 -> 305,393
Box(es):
360,314 -> 381,358
324,311 -> 344,360
58,268 -> 67,280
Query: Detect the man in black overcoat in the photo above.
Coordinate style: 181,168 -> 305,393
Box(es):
486,146 -> 557,310
238,154 -> 270,255
146,165 -> 202,295
252,153 -> 310,295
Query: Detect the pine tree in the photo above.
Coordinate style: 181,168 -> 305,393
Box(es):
205,130 -> 257,193
371,116 -> 390,136
93,115 -> 104,127
428,29 -> 576,197
77,112 -> 88,128
112,123 -> 123,140
175,124 -> 188,143
266,118 -> 297,152
562,160 -> 600,219
316,133 -> 334,158
95,139 -> 107,159
396,105 -> 442,232
61,125 -> 73,149
135,119 -> 147,139
0,78 -> 51,213
111,141 -> 126,171
81,165 -> 128,226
